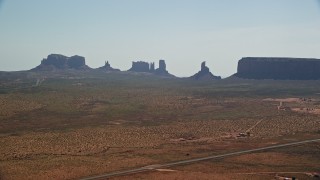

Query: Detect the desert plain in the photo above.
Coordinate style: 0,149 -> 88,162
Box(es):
0,71 -> 320,180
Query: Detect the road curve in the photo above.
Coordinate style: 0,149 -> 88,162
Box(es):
79,138 -> 320,180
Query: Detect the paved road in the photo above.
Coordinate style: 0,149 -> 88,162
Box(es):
79,138 -> 320,180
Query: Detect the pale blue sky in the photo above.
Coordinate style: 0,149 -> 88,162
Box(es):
1,0 -> 320,77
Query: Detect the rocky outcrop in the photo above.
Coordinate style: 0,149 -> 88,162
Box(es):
97,61 -> 120,71
235,57 -> 320,80
128,61 -> 150,72
33,54 -> 90,71
154,60 -> 170,76
190,61 -> 221,80
67,55 -> 86,69
150,62 -> 155,72
128,60 -> 174,77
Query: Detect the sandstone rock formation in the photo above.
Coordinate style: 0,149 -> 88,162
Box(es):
97,61 -> 120,71
128,61 -> 150,72
154,60 -> 169,75
150,62 -> 155,72
67,55 -> 86,69
190,61 -> 221,80
128,60 -> 174,77
33,54 -> 90,71
235,57 -> 320,80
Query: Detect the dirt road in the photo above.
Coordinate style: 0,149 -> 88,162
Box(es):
79,138 -> 320,180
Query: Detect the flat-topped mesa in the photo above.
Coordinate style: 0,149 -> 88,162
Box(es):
67,55 -> 86,69
97,61 -> 120,71
128,60 -> 174,76
190,61 -> 221,80
32,54 -> 90,71
128,61 -> 150,72
235,57 -> 320,80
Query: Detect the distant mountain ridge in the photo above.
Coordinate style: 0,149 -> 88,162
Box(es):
32,54 -> 177,77
30,54 -> 320,80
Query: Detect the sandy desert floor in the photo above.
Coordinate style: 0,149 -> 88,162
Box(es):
0,72 -> 320,179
